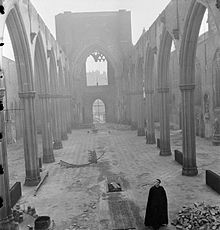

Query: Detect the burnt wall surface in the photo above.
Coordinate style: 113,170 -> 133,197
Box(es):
55,10 -> 132,60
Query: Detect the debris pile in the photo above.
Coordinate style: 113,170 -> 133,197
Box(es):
172,202 -> 220,230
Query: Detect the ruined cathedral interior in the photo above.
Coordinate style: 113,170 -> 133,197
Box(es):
0,0 -> 220,229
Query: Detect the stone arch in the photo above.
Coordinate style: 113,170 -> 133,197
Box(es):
34,32 -> 47,134
73,43 -> 120,81
91,98 -> 106,123
34,32 -> 49,93
34,32 -> 54,163
179,0 -> 207,176
0,6 -> 40,226
5,4 -> 34,91
180,1 -> 206,85
158,29 -> 173,89
212,48 -> 220,108
157,28 -> 173,156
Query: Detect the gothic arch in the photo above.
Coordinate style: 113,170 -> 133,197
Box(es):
158,28 -> 173,89
157,28 -> 173,156
180,1 -> 206,85
73,42 -> 120,80
1,3 -> 41,190
5,4 -> 34,91
34,32 -> 54,163
179,0 -> 207,176
34,32 -> 49,93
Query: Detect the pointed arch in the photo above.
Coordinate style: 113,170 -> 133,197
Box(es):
73,42 -> 120,80
180,0 -> 206,85
34,32 -> 49,93
158,28 -> 173,88
6,4 -> 34,91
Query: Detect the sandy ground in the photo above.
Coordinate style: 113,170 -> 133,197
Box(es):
6,123 -> 220,229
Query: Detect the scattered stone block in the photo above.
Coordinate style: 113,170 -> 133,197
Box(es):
206,170 -> 220,194
174,150 -> 183,165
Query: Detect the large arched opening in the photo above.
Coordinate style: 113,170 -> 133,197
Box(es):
0,4 -> 40,224
5,5 -> 40,185
86,51 -> 108,86
73,44 -> 118,124
179,0 -> 208,176
92,98 -> 106,124
157,29 -> 173,156
34,33 -> 54,163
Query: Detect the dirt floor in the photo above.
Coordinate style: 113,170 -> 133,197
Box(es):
6,123 -> 220,229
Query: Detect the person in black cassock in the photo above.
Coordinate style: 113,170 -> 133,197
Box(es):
144,179 -> 168,230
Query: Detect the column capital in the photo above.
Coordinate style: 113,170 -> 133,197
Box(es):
18,91 -> 36,98
179,84 -> 195,91
145,89 -> 154,94
157,87 -> 169,93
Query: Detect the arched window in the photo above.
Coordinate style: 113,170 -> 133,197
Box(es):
86,51 -> 108,86
92,99 -> 106,123
213,49 -> 220,108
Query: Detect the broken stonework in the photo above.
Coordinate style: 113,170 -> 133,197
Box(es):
172,202 -> 220,230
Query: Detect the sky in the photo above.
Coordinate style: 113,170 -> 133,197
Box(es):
3,0 -> 208,61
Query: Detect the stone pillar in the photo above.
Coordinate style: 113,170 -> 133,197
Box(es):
180,84 -> 198,176
145,89 -> 156,144
52,95 -> 62,149
18,91 -> 41,186
136,92 -> 145,136
60,96 -> 68,140
157,87 -> 171,156
38,94 -> 55,163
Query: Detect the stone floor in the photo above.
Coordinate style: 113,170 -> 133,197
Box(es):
6,123 -> 220,230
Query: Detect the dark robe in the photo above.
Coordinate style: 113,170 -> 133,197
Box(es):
144,185 -> 168,229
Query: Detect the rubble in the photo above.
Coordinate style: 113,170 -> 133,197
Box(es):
172,202 -> 220,230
